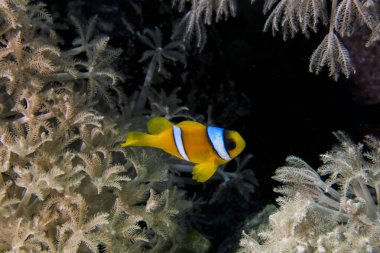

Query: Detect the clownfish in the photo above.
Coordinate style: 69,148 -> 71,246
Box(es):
121,117 -> 246,182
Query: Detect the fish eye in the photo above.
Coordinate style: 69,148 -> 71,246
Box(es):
225,137 -> 236,150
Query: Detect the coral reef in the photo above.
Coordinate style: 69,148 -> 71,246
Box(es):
2,0 -> 377,252
0,1 -> 193,252
237,131 -> 380,252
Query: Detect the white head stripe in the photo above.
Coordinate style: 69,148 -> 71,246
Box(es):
207,126 -> 231,161
173,126 -> 190,161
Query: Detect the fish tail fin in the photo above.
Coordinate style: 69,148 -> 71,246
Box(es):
192,162 -> 219,182
120,131 -> 155,147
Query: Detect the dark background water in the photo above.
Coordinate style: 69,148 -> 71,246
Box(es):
44,0 -> 380,251
167,0 -> 380,203
176,3 -> 380,250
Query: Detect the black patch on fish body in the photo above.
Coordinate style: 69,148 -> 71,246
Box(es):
224,131 -> 236,151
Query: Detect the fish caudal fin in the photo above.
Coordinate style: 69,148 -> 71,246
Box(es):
147,117 -> 173,134
121,117 -> 171,148
120,131 -> 154,147
192,162 -> 219,182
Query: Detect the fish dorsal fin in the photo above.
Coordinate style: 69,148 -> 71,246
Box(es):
147,117 -> 173,134
192,161 -> 219,182
177,120 -> 204,128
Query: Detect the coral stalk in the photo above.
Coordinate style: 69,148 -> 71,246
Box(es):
135,54 -> 157,112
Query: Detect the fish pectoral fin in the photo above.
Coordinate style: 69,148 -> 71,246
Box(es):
192,162 -> 219,182
121,131 -> 153,147
147,117 -> 173,134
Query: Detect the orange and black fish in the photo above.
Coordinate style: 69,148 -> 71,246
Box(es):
121,117 -> 246,182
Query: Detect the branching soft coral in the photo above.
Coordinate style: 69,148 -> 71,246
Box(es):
47,16 -> 124,109
0,121 -> 53,158
0,31 -> 60,95
148,87 -> 193,120
172,0 -> 379,80
0,1 -> 192,253
77,151 -> 130,194
172,0 -> 237,49
135,27 -> 186,111
238,131 -> 380,252
105,198 -> 148,252
0,217 -> 40,252
58,195 -> 110,253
